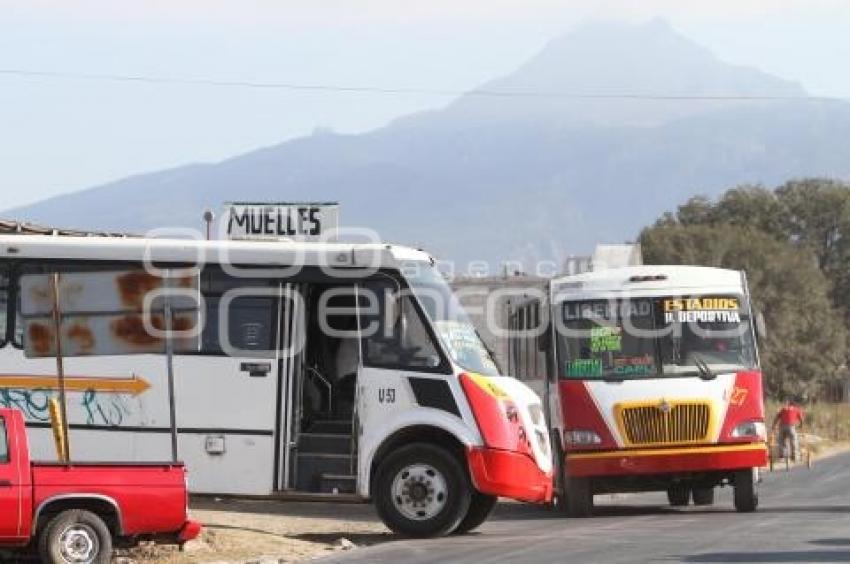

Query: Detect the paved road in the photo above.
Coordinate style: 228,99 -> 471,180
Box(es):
326,452 -> 850,563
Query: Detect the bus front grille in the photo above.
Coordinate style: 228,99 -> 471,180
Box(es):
617,401 -> 711,446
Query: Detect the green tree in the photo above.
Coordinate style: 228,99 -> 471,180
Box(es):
641,223 -> 846,400
775,179 -> 850,271
656,178 -> 850,326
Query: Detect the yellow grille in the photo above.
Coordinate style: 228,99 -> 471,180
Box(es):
616,401 -> 712,446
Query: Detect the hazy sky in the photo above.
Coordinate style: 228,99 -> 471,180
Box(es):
2,0 -> 850,210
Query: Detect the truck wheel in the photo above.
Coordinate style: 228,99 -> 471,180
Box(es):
453,492 -> 498,534
734,469 -> 758,512
692,487 -> 715,506
667,484 -> 690,507
38,509 -> 113,564
374,443 -> 471,538
566,477 -> 593,518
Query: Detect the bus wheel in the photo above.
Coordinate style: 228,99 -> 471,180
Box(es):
733,469 -> 758,512
453,492 -> 498,535
374,443 -> 471,538
667,484 -> 690,507
692,487 -> 715,506
566,477 -> 593,518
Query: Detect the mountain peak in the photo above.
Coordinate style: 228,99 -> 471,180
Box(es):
7,21 -> 845,268
422,20 -> 806,128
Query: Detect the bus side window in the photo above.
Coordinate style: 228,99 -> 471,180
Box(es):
516,308 -> 525,379
9,270 -> 25,349
508,311 -> 518,377
524,306 -> 533,380
360,282 -> 442,371
0,266 -> 8,348
529,306 -> 536,379
0,417 -> 8,464
201,296 -> 277,357
198,269 -> 279,357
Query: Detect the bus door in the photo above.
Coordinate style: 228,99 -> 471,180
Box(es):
282,283 -> 361,494
276,283 -> 306,492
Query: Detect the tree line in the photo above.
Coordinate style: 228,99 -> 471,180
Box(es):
639,179 -> 850,401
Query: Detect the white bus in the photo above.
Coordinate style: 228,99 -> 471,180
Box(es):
0,234 -> 551,537
507,266 -> 767,516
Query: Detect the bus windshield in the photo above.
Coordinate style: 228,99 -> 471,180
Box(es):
403,262 -> 500,377
558,295 -> 757,380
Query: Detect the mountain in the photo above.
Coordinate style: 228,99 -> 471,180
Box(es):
6,20 -> 850,268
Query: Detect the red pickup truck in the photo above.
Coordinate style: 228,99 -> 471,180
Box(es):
0,408 -> 201,563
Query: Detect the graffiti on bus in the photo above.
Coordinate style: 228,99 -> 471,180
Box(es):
0,388 -> 133,426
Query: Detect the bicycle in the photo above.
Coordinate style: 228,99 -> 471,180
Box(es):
769,429 -> 812,471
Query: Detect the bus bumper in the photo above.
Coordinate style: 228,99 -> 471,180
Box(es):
566,443 -> 768,478
467,447 -> 553,503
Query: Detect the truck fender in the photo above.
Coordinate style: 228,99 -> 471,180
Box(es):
33,494 -> 124,536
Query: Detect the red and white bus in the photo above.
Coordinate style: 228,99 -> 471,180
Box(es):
0,233 -> 553,538
507,265 -> 767,516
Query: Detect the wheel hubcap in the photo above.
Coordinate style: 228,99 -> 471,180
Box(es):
58,524 -> 99,563
391,463 -> 448,521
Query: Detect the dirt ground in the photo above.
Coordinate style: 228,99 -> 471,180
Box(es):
120,498 -> 391,564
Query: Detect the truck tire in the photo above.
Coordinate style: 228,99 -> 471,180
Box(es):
38,509 -> 113,564
374,443 -> 472,538
733,469 -> 758,512
453,492 -> 498,535
667,484 -> 690,506
692,487 -> 715,506
566,476 -> 593,518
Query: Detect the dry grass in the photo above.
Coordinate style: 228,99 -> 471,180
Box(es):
765,400 -> 850,458
766,400 -> 850,441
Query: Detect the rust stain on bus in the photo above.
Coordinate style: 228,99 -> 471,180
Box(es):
115,271 -> 195,310
110,313 -> 194,347
29,285 -> 50,304
116,270 -> 162,310
67,323 -> 95,353
110,315 -> 160,346
28,280 -> 84,308
27,323 -> 54,355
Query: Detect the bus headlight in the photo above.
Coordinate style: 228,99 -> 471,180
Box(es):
564,430 -> 602,446
731,420 -> 766,439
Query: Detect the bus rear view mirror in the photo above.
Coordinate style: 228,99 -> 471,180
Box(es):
754,310 -> 767,340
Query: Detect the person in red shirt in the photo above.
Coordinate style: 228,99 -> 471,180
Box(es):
773,400 -> 805,461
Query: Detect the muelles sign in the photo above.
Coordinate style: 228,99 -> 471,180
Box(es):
222,202 -> 339,241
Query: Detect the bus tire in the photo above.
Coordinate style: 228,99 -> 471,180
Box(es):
550,438 -> 569,514
733,469 -> 758,512
38,509 -> 113,564
692,487 -> 715,506
667,484 -> 690,507
374,443 -> 471,538
453,492 -> 498,534
566,477 -> 593,518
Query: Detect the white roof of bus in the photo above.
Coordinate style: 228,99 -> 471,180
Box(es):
0,234 -> 432,268
552,265 -> 744,299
